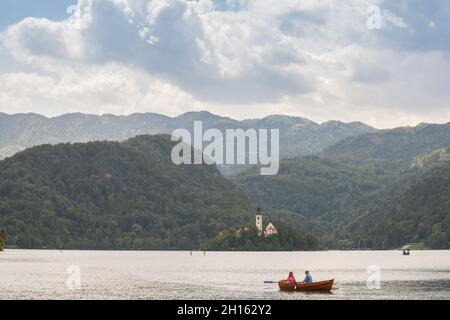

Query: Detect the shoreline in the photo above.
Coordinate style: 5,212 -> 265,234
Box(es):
1,248 -> 445,253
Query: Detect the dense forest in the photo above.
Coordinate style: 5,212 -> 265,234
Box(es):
0,135 -> 254,250
204,225 -> 320,251
343,161 -> 450,249
232,156 -> 388,223
322,123 -> 450,171
234,124 -> 450,249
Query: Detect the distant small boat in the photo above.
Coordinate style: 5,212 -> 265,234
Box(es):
402,249 -> 410,255
278,279 -> 334,292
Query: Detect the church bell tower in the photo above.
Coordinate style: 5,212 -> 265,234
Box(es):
255,206 -> 263,235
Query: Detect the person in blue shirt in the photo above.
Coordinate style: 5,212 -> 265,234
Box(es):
303,270 -> 313,283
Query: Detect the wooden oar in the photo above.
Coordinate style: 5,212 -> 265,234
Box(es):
264,280 -> 278,283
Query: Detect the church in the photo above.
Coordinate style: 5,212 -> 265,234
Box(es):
255,207 -> 278,237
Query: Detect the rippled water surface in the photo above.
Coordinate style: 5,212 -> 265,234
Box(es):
0,249 -> 449,300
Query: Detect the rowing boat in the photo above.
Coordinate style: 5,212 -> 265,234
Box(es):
278,279 -> 334,292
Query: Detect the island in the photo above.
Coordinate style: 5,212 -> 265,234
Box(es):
204,207 -> 320,251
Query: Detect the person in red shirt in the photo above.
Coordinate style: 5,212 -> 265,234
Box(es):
287,271 -> 296,283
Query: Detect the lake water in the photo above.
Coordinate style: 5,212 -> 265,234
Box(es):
0,249 -> 449,300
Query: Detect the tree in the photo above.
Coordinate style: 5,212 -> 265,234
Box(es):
427,232 -> 448,249
0,229 -> 5,251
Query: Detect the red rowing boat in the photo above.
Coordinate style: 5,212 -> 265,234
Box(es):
278,279 -> 334,292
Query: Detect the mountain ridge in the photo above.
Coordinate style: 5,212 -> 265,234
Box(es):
0,111 -> 376,174
322,122 -> 450,171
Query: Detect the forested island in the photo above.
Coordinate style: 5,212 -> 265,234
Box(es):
204,225 -> 320,251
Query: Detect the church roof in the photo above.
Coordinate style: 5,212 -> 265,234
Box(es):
265,222 -> 278,232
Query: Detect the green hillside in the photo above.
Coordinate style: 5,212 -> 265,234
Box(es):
232,157 -> 389,229
344,161 -> 450,249
322,123 -> 450,171
233,123 -> 450,249
0,135 -> 254,250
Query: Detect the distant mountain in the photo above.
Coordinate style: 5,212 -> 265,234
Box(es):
322,123 -> 450,170
0,135 -> 253,250
240,115 -> 375,160
0,112 -> 174,158
0,112 -> 375,172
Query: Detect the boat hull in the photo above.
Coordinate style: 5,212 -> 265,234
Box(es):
278,279 -> 334,292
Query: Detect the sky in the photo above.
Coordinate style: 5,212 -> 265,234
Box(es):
0,0 -> 449,128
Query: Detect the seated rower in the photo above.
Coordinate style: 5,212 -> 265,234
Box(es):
287,271 -> 296,283
303,270 -> 313,283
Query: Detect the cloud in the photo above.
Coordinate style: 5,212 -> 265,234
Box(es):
383,10 -> 407,29
0,0 -> 449,128
0,63 -> 201,116
2,0 -> 312,104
